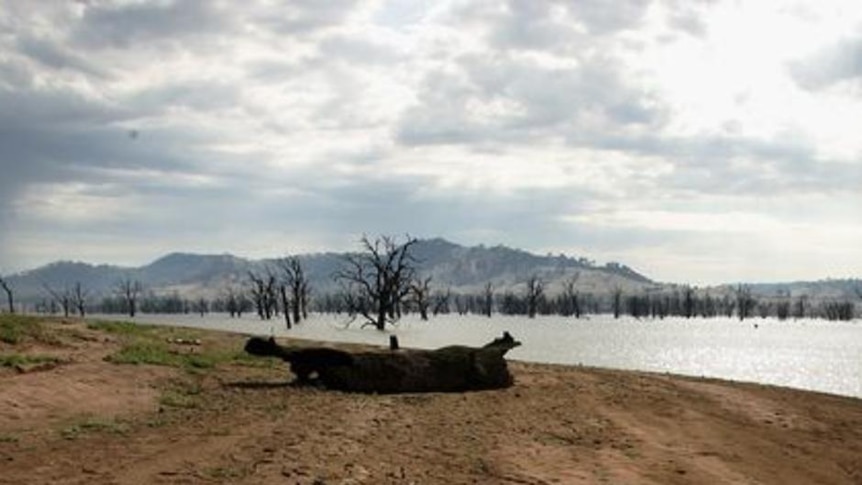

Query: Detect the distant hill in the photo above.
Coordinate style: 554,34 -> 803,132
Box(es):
6,238 -> 858,309
3,238 -> 653,305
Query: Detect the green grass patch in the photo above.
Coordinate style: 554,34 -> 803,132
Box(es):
89,319 -> 261,374
105,341 -> 182,366
0,314 -> 59,345
0,353 -> 61,368
159,389 -> 200,409
204,466 -> 248,480
86,320 -> 158,337
0,434 -> 19,444
60,417 -> 129,440
105,341 -> 251,371
88,320 -> 204,341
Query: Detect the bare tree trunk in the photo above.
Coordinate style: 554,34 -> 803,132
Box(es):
280,284 -> 292,330
411,276 -> 431,321
279,256 -> 310,325
483,282 -> 493,317
73,282 -> 87,317
0,276 -> 14,314
525,276 -> 544,318
612,286 -> 623,319
116,278 -> 142,317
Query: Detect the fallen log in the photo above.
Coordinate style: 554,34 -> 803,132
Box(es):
243,332 -> 521,393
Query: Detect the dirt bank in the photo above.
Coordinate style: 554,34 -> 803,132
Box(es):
1,316 -> 861,484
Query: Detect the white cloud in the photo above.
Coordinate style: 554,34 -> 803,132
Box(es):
0,0 -> 860,283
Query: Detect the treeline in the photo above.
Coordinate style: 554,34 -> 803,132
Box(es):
29,282 -> 859,322
16,235 -> 860,324
310,283 -> 859,322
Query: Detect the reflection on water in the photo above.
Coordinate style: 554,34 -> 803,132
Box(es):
91,313 -> 862,399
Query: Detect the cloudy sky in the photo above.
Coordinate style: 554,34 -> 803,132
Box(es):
1,0 -> 861,284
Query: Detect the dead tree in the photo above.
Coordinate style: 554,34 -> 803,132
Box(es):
562,273 -> 581,318
683,285 -> 695,319
736,284 -> 754,321
116,278 -> 143,317
525,275 -> 544,318
278,283 -> 291,329
224,286 -> 243,318
612,286 -> 623,319
482,282 -> 494,317
278,256 -> 310,324
248,269 -> 277,320
73,282 -> 87,317
336,235 -> 419,331
43,283 -> 72,317
431,288 -> 451,315
0,274 -> 13,314
193,297 -> 208,317
411,276 -> 432,320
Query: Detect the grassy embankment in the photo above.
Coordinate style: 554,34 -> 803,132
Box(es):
0,314 -> 281,441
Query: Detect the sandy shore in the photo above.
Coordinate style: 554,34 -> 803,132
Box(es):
1,317 -> 861,484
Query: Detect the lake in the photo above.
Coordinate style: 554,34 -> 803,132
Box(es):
91,313 -> 862,399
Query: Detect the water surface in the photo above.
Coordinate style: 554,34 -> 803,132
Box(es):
92,313 -> 862,399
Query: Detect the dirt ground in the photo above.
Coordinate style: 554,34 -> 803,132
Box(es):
1,317 -> 861,484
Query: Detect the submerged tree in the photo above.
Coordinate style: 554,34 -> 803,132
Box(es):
116,278 -> 143,317
482,282 -> 494,317
525,275 -> 544,319
73,282 -> 88,317
411,276 -> 432,321
248,269 -> 278,320
223,285 -> 246,318
735,284 -> 755,321
336,235 -> 419,330
278,256 -> 311,325
431,287 -> 451,316
43,283 -> 72,317
611,286 -> 623,319
0,274 -> 14,314
561,273 -> 581,318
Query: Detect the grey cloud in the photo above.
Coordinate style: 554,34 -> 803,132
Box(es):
397,54 -> 665,146
318,34 -> 402,65
568,129 -> 860,196
789,37 -> 862,90
246,60 -> 301,82
72,0 -> 230,48
487,0 -> 651,52
0,59 -> 34,88
396,68 -> 492,146
567,0 -> 652,35
0,81 -> 233,227
252,0 -> 361,35
252,174 -> 601,251
0,84 -> 130,128
15,35 -> 109,78
126,80 -> 241,113
488,1 -> 578,51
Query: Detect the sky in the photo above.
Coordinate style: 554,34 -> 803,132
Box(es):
0,0 -> 861,285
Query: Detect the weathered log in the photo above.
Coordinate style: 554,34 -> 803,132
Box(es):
243,332 -> 521,393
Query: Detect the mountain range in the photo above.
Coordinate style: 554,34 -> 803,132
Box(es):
2,238 -> 860,305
